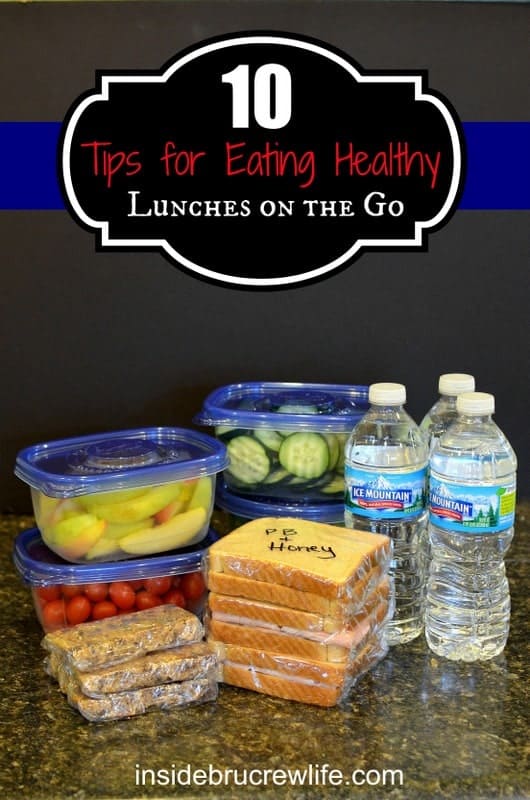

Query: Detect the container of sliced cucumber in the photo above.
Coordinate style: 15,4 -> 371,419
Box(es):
215,482 -> 346,528
194,382 -> 369,503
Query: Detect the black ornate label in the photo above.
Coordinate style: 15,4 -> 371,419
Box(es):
60,32 -> 465,288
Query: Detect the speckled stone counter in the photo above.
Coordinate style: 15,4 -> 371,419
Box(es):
1,505 -> 528,800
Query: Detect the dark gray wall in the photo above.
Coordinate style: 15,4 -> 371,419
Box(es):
1,1 -> 528,512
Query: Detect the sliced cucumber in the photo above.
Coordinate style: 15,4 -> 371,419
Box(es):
288,475 -> 315,486
216,426 -> 248,441
254,428 -> 284,452
321,474 -> 346,495
278,432 -> 329,480
323,433 -> 340,471
335,433 -> 349,470
276,404 -> 319,414
226,436 -> 271,485
264,468 -> 291,484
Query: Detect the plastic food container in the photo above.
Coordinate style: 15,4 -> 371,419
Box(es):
194,382 -> 368,502
14,427 -> 228,563
215,483 -> 346,533
13,527 -> 218,632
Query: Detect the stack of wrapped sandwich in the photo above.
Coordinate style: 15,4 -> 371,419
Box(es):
204,517 -> 393,707
41,605 -> 218,721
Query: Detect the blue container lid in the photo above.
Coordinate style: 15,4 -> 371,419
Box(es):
215,484 -> 345,524
194,382 -> 369,432
14,427 -> 229,498
13,527 -> 219,587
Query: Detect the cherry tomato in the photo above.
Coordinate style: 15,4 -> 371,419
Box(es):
42,598 -> 66,629
144,576 -> 172,596
91,600 -> 118,620
135,591 -> 163,611
163,588 -> 186,608
129,579 -> 145,591
180,572 -> 206,601
61,584 -> 84,599
65,595 -> 92,625
171,576 -> 182,588
109,581 -> 136,610
84,582 -> 108,603
37,586 -> 61,603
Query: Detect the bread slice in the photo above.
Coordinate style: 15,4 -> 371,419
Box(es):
206,517 -> 391,600
206,563 -> 385,619
216,638 -> 387,707
206,599 -> 389,663
46,642 -> 217,697
207,578 -> 391,636
41,605 -> 204,671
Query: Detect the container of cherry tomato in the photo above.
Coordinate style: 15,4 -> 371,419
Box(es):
13,527 -> 217,632
14,426 -> 228,563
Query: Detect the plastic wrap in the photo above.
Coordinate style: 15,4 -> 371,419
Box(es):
205,517 -> 392,600
205,591 -> 391,664
64,677 -> 218,722
206,564 -> 388,620
41,605 -> 204,670
45,642 -> 217,697
208,576 -> 391,640
214,636 -> 388,708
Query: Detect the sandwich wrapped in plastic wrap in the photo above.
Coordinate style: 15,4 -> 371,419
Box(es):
41,604 -> 204,671
45,642 -> 217,697
206,562 -> 387,620
212,637 -> 388,708
41,606 -> 218,721
205,580 -> 393,663
205,518 -> 392,600
204,517 -> 393,706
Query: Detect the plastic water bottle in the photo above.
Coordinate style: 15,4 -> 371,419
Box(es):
344,383 -> 428,645
425,392 -> 517,662
419,374 -> 476,570
420,373 -> 476,452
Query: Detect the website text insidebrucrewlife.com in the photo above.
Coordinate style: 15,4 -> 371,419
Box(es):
135,762 -> 405,790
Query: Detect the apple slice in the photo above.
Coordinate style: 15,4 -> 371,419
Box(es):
119,507 -> 207,556
47,513 -> 107,560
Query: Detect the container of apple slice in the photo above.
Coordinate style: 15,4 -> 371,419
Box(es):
14,428 -> 228,563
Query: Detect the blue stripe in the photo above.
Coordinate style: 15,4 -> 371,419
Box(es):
0,121 -> 528,210
459,122 -> 530,210
0,122 -> 64,210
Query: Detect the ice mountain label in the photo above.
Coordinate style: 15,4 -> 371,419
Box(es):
429,475 -> 516,534
344,466 -> 427,519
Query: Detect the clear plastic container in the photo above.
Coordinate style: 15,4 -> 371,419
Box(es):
14,427 -> 228,563
420,373 -> 476,452
425,392 -> 517,662
344,383 -> 428,645
215,482 -> 345,532
13,527 -> 218,632
194,382 -> 369,503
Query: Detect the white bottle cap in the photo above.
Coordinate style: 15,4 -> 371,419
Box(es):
369,382 -> 406,405
438,373 -> 476,396
457,392 -> 495,415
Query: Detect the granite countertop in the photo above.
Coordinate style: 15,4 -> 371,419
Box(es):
0,505 -> 528,800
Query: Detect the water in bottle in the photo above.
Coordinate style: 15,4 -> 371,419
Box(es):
425,392 -> 517,661
420,373 -> 476,451
420,373 -> 476,569
344,383 -> 428,645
